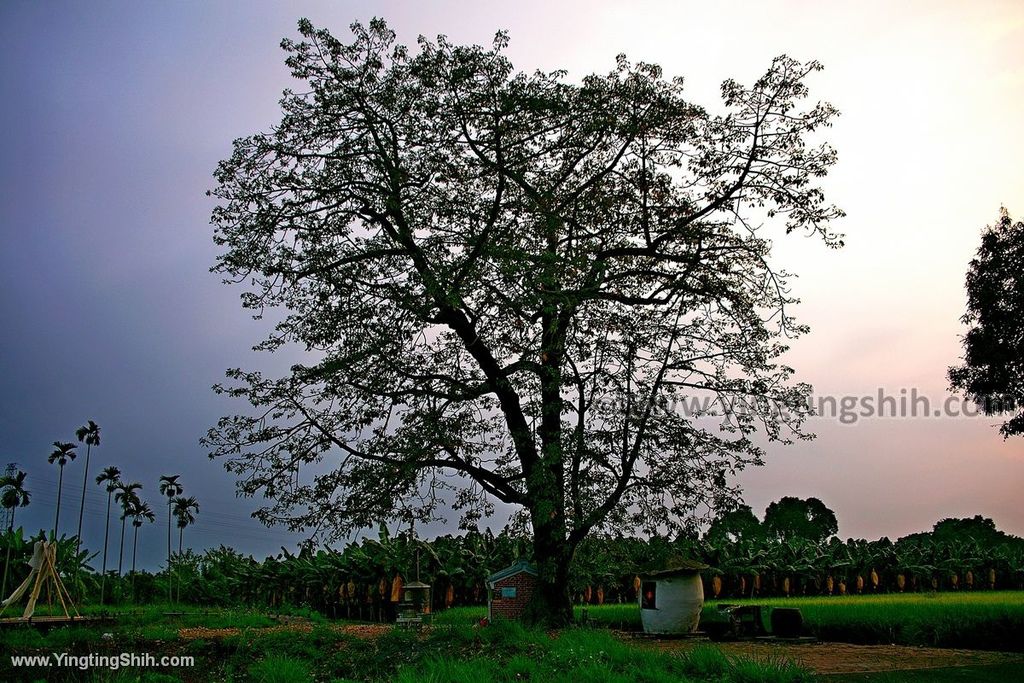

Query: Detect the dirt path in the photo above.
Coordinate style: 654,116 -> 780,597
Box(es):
634,637 -> 1024,674
178,623 -> 389,641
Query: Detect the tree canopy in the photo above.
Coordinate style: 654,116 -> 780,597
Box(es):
931,515 -> 1005,547
205,18 -> 842,622
948,208 -> 1024,437
705,504 -> 762,545
763,496 -> 838,544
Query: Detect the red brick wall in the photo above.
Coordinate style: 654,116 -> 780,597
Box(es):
490,572 -> 536,620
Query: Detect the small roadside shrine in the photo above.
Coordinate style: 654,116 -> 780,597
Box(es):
638,559 -> 709,635
486,560 -> 537,621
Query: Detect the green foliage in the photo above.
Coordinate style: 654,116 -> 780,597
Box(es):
6,597 -> 1023,680
930,515 -> 1004,546
727,655 -> 815,683
376,623 -> 813,682
434,593 -> 1024,653
706,506 -> 763,547
249,655 -> 313,683
207,17 -> 845,629
948,207 -> 1024,437
4,509 -> 1023,621
763,497 -> 838,545
0,527 -> 98,608
0,469 -> 30,513
680,645 -> 730,678
394,656 -> 499,683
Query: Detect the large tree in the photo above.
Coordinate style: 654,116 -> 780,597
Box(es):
948,208 -> 1024,438
763,496 -> 838,544
205,19 -> 843,624
705,504 -> 763,546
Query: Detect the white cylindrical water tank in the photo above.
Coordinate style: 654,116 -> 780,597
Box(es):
639,564 -> 706,635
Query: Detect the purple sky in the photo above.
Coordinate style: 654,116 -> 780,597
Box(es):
1,1 -> 1022,570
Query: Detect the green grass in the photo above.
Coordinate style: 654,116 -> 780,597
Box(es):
75,601 -> 324,628
1,607 -> 814,682
706,592 -> 1024,651
432,592 -> 1024,651
382,623 -> 814,683
249,655 -> 313,683
0,603 -> 331,682
4,594 -> 1023,680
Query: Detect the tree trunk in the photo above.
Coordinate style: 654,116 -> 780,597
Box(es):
100,492 -> 112,604
176,526 -> 184,603
75,444 -> 91,560
522,503 -> 574,626
167,499 -> 172,557
518,289 -> 577,627
132,526 -> 139,574
118,515 -> 126,576
1,508 -> 14,598
167,499 -> 172,603
132,525 -> 139,601
53,464 -> 64,540
520,332 -> 576,627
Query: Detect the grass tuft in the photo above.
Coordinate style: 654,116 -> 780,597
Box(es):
249,655 -> 313,683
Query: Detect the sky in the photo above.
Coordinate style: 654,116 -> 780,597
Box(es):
0,0 -> 1022,571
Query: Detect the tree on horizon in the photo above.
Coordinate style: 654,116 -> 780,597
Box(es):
949,208 -> 1024,438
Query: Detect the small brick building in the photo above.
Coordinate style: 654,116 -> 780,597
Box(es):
486,560 -> 537,621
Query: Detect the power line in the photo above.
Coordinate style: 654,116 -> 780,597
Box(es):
19,472 -> 282,527
9,474 -> 306,550
6,465 -> 394,561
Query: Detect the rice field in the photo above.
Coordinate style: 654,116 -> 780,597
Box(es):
710,592 -> 1024,651
436,592 -> 1024,651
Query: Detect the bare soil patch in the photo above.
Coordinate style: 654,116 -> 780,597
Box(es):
178,623 -> 390,641
635,637 -> 1024,674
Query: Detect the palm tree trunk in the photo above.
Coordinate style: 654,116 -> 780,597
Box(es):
176,526 -> 184,604
1,540 -> 10,600
73,446 -> 92,604
167,499 -> 172,603
100,492 -> 112,604
132,524 -> 139,602
53,463 -> 65,540
1,508 -> 15,598
75,444 -> 91,559
117,515 -> 126,576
